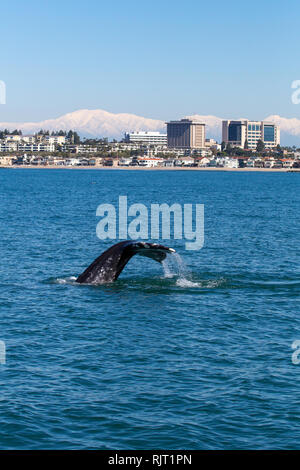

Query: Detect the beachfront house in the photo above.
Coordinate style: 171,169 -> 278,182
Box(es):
138,157 -> 163,167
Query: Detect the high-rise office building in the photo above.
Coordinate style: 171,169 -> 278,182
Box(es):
222,120 -> 280,150
166,119 -> 206,149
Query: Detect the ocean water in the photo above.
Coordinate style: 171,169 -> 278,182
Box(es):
0,168 -> 299,450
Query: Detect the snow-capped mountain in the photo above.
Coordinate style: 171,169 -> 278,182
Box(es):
0,109 -> 166,140
0,109 -> 299,144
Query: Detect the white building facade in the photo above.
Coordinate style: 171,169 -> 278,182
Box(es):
124,131 -> 167,146
222,120 -> 280,150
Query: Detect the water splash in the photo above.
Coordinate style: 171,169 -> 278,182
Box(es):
161,256 -> 176,278
54,276 -> 78,285
176,277 -> 201,288
52,255 -> 226,290
173,252 -> 189,280
162,252 -> 226,289
161,252 -> 188,279
162,252 -> 202,287
161,252 -> 191,281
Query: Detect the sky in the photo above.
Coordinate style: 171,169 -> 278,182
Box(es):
1,0 -> 300,123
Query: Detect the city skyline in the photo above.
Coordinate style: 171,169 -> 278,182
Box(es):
1,0 -> 300,126
1,107 -> 300,146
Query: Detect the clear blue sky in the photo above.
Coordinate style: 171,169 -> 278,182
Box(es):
0,0 -> 299,122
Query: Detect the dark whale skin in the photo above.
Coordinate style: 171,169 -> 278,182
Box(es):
76,240 -> 175,284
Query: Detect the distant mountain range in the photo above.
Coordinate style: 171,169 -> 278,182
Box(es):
0,109 -> 300,145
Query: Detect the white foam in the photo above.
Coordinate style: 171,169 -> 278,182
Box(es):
55,276 -> 77,285
206,279 -> 224,288
176,278 -> 202,288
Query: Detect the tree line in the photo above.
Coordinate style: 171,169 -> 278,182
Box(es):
0,129 -> 81,144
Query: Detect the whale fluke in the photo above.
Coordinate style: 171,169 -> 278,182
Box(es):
76,240 -> 175,284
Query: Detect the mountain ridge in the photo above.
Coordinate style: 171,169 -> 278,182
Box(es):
0,109 -> 299,144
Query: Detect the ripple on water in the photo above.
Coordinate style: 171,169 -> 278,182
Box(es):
1,169 -> 299,450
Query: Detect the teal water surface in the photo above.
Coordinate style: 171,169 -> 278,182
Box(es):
0,169 -> 299,449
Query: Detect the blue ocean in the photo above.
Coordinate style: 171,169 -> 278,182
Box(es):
0,168 -> 299,450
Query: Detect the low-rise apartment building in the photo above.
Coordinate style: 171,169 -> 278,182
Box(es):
124,131 -> 167,146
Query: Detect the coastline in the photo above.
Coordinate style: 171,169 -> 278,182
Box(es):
1,165 -> 299,172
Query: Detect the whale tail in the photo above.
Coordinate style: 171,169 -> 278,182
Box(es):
76,240 -> 175,284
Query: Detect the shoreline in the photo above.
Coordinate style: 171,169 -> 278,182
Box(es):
1,165 -> 299,172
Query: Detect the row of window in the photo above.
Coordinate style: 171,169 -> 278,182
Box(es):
248,124 -> 261,131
